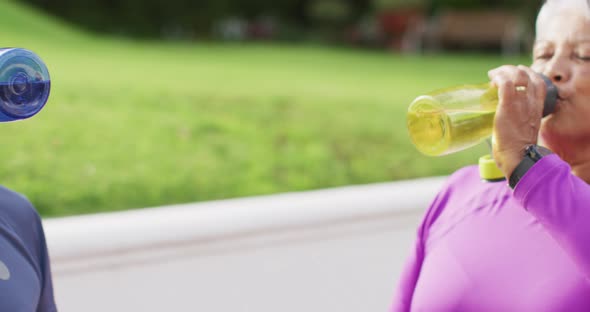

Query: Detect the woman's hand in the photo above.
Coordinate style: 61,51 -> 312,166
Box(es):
488,65 -> 547,179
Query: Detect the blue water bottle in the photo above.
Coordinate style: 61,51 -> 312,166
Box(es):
0,48 -> 50,122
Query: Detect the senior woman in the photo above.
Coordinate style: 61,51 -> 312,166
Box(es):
392,0 -> 590,310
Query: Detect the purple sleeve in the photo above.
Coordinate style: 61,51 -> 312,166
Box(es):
390,177 -> 454,311
514,154 -> 590,279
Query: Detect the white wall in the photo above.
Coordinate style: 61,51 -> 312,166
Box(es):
43,177 -> 445,312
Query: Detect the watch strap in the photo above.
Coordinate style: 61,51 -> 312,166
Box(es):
508,144 -> 552,189
508,156 -> 536,189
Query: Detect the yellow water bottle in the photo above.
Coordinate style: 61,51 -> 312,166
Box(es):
407,75 -> 557,157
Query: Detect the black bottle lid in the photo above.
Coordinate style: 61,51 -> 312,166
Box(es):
541,75 -> 558,117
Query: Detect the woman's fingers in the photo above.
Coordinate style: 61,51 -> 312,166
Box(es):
487,64 -> 544,178
489,67 -> 516,102
512,66 -> 531,89
517,65 -> 547,113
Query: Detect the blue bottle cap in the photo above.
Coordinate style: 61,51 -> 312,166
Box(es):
0,48 -> 50,121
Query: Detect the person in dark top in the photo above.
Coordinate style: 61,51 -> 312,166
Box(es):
0,185 -> 57,311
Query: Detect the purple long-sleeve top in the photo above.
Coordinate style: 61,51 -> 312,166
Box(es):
391,154 -> 590,311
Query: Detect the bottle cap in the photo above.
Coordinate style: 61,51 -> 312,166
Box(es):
541,75 -> 558,117
479,154 -> 505,182
0,48 -> 50,121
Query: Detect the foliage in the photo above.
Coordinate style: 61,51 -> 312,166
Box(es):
373,0 -> 427,10
3,0 -> 528,217
308,0 -> 352,23
17,0 -> 540,42
18,0 -> 306,38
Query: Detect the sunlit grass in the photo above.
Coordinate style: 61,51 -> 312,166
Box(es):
0,1 -> 529,216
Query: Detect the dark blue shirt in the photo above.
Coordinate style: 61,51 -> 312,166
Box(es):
0,186 -> 56,311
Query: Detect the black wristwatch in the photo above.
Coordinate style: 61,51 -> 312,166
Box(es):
508,144 -> 553,189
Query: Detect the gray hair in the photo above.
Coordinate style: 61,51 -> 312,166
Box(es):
537,0 -> 590,32
541,0 -> 590,7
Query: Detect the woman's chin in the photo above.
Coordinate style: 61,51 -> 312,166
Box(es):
539,125 -> 562,149
539,122 -> 582,153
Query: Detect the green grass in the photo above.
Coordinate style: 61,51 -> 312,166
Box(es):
0,1 -> 530,217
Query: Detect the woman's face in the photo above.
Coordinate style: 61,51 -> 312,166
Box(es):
531,9 -> 590,149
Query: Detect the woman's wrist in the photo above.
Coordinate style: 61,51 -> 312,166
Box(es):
494,148 -> 526,181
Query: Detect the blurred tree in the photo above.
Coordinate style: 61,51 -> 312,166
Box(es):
16,0 -> 329,39
373,0 -> 427,9
17,0 -> 531,41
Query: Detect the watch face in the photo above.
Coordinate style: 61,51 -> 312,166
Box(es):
526,145 -> 553,161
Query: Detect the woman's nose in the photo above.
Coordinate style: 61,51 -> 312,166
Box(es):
543,57 -> 570,84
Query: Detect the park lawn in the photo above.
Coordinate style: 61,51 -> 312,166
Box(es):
0,1 -> 529,216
